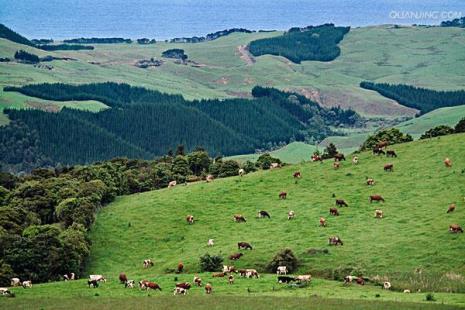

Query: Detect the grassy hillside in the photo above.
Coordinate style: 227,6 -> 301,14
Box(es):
2,25 -> 465,119
87,134 -> 465,286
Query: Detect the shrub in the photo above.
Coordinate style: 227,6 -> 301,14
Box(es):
425,293 -> 436,301
14,50 -> 40,63
256,154 -> 281,170
266,248 -> 299,273
420,125 -> 455,139
199,254 -> 223,272
360,128 -> 413,151
455,118 -> 465,133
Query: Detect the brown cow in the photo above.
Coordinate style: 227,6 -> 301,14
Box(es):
373,148 -> 385,156
376,140 -> 389,149
205,283 -> 212,294
328,236 -> 343,246
329,208 -> 339,216
176,282 -> 191,290
228,275 -> 235,284
279,192 -> 287,199
238,242 -> 253,250
336,199 -> 348,207
447,204 -> 456,213
356,277 -> 365,285
229,253 -> 244,260
334,153 -> 346,161
144,282 -> 162,291
233,214 -> 247,223
212,272 -> 225,277
311,154 -> 323,162
177,262 -> 184,273
386,150 -> 397,158
370,195 -> 385,203
293,171 -> 301,178
119,273 -> 128,284
333,162 -> 340,169
374,209 -> 383,219
319,217 -> 327,227
384,164 -> 393,172
449,224 -> 463,233
444,158 -> 452,168
366,178 -> 375,186
186,215 -> 194,225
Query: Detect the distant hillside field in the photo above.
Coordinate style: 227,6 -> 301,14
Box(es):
88,134 -> 465,288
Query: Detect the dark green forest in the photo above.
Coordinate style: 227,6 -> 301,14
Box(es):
441,17 -> 465,27
63,37 -> 132,44
2,83 -> 360,171
37,44 -> 94,51
360,81 -> 465,114
248,24 -> 350,63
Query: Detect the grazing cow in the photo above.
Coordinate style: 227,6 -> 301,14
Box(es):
366,178 -> 375,186
176,282 -> 191,290
233,214 -> 247,223
383,282 -> 392,290
186,215 -> 194,225
386,150 -> 397,158
10,278 -> 20,287
352,156 -> 359,165
238,242 -> 253,250
257,210 -> 271,219
168,180 -> 177,188
245,269 -> 260,278
320,217 -> 327,227
311,154 -> 323,162
293,171 -> 301,178
205,283 -> 213,294
334,153 -> 346,161
143,259 -> 154,268
329,208 -> 339,216
144,282 -> 162,291
88,279 -> 99,288
177,262 -> 184,273
89,275 -> 106,283
444,158 -> 452,168
376,140 -> 389,149
384,164 -> 394,172
0,288 -> 11,296
229,253 -> 244,260
207,239 -> 214,247
404,289 -> 411,293
278,276 -> 295,283
370,195 -> 385,203
449,224 -> 463,233
333,162 -> 340,169
173,287 -> 187,295
22,280 -> 32,288
374,209 -> 383,219
125,280 -> 135,288
343,275 -> 356,284
228,275 -> 235,284
447,204 -> 456,213
296,275 -> 311,283
139,280 -> 149,289
336,199 -> 348,207
193,275 -> 202,287
212,272 -> 225,277
238,168 -> 245,177
372,148 -> 385,156
223,265 -> 236,273
279,192 -> 287,199
288,210 -> 295,220
270,163 -> 280,169
206,175 -> 214,183
63,273 -> 75,281
276,266 -> 288,275
119,273 -> 128,284
356,277 -> 365,285
328,236 -> 343,246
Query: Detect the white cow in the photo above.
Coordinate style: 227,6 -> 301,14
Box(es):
89,275 -> 106,283
270,163 -> 280,169
0,288 -> 12,296
22,280 -> 32,288
206,175 -> 214,182
10,278 -> 20,287
276,266 -> 288,275
352,156 -> 359,165
296,275 -> 311,282
287,210 -> 295,220
64,272 -> 75,281
125,280 -> 135,288
403,289 -> 411,293
238,169 -> 245,177
207,239 -> 214,247
174,287 -> 188,295
168,180 -> 177,188
383,281 -> 392,290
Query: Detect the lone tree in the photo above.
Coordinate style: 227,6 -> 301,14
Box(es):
199,254 -> 223,272
266,248 -> 299,273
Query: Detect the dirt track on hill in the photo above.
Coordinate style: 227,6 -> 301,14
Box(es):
237,45 -> 255,65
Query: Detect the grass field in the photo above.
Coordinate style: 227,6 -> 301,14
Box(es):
2,25 -> 465,120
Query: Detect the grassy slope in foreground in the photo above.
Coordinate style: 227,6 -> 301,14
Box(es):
88,134 -> 465,281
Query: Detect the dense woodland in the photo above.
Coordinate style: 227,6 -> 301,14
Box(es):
2,83 -> 360,171
360,82 -> 465,114
63,37 -> 132,44
37,44 -> 94,51
169,28 -> 253,43
248,24 -> 350,63
0,148 -> 274,285
441,17 -> 465,27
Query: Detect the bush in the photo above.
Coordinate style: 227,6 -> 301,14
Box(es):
256,154 -> 281,170
321,143 -> 338,159
199,254 -> 223,272
455,118 -> 465,133
420,125 -> 455,139
360,128 -> 413,151
14,50 -> 40,63
266,248 -> 299,273
425,293 -> 436,301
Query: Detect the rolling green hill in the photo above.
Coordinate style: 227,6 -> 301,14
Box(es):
87,134 -> 465,288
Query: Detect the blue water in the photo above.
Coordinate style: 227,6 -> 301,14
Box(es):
0,0 -> 464,40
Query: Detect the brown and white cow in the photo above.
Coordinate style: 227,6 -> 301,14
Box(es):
186,215 -> 194,225
143,259 -> 154,268
279,192 -> 287,199
168,180 -> 177,188
173,287 -> 187,295
233,214 -> 247,223
223,265 -> 236,273
334,153 -> 346,162
206,175 -> 214,183
447,204 -> 456,213
10,278 -> 20,287
228,275 -> 235,284
0,288 -> 12,296
229,253 -> 244,260
193,275 -> 202,287
177,262 -> 184,273
144,281 -> 162,291
288,210 -> 295,220
205,283 -> 213,294
257,210 -> 271,219
384,163 -> 394,172
119,272 -> 128,283
125,280 -> 135,288
374,209 -> 383,219
207,239 -> 215,247
383,282 -> 392,290
333,162 -> 340,169
293,171 -> 301,178
175,282 -> 191,290
22,280 -> 32,288
320,217 -> 327,227
328,236 -> 343,246
296,275 -> 311,283
449,224 -> 463,233
370,195 -> 385,203
352,156 -> 359,165
444,158 -> 452,168
240,269 -> 259,278
89,275 -> 106,283
63,273 -> 75,281
329,208 -> 339,216
366,178 -> 375,186
238,242 -> 253,250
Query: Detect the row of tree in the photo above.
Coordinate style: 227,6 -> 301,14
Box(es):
248,24 -> 350,63
420,118 -> 465,139
0,148 -> 278,285
3,83 -> 360,170
360,81 -> 465,114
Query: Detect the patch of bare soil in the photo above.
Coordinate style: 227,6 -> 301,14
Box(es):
237,45 -> 255,65
214,76 -> 230,85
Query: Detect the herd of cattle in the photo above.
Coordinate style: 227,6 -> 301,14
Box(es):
1,142 -> 461,297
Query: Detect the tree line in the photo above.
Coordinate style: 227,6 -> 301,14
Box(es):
360,81 -> 465,115
0,148 -> 278,285
3,83 -> 360,171
248,24 -> 350,63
